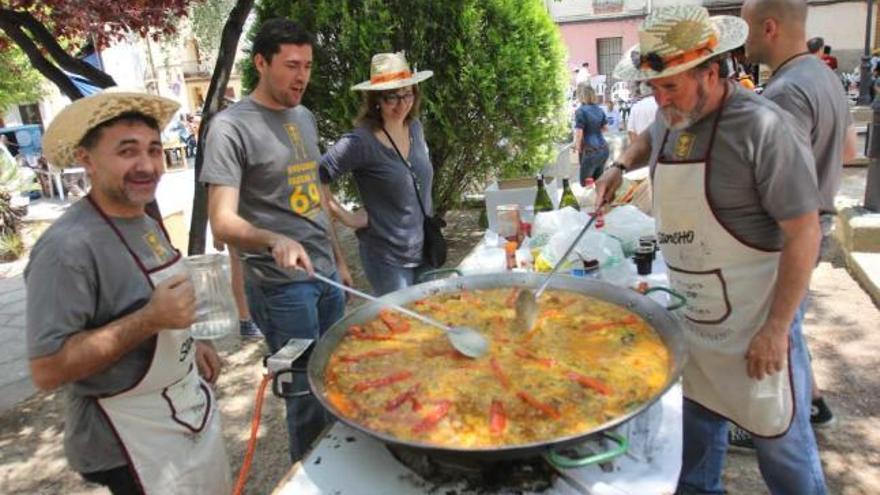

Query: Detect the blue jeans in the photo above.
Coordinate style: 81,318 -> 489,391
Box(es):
579,147 -> 610,184
244,272 -> 345,462
677,302 -> 827,495
359,243 -> 430,296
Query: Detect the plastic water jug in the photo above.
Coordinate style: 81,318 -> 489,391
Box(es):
184,254 -> 237,339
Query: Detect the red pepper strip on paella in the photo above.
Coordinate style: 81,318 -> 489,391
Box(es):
347,324 -> 394,341
489,399 -> 507,435
378,309 -> 411,334
384,384 -> 421,412
580,315 -> 639,332
412,400 -> 453,433
352,371 -> 413,393
490,357 -> 512,389
516,391 -> 562,420
566,371 -> 612,396
514,348 -> 556,368
338,349 -> 400,363
504,288 -> 520,307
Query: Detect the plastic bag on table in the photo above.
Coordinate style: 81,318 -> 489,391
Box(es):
536,229 -> 625,272
459,247 -> 507,274
531,207 -> 589,248
602,205 -> 656,255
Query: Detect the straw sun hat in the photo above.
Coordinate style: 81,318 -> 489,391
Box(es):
351,52 -> 433,91
613,6 -> 748,82
44,89 -> 180,168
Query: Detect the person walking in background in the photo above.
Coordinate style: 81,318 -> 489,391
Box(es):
626,83 -> 658,143
821,45 -> 838,71
201,18 -> 351,463
213,240 -> 263,338
574,82 -> 609,184
603,99 -> 622,131
736,0 -> 859,448
320,52 -> 435,295
575,62 -> 591,85
807,36 -> 824,57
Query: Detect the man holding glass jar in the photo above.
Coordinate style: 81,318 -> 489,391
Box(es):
25,90 -> 230,494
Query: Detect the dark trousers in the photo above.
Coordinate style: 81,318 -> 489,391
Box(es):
81,465 -> 141,495
245,272 -> 346,462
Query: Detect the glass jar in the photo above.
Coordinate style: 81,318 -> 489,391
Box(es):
496,204 -> 521,242
184,254 -> 238,339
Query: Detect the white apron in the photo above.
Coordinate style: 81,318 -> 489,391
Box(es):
89,197 -> 232,494
652,94 -> 795,437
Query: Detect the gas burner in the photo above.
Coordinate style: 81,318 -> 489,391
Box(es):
387,445 -> 557,494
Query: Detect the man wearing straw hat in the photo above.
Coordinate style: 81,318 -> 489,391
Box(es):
201,18 -> 349,462
596,6 -> 826,494
26,90 -> 231,494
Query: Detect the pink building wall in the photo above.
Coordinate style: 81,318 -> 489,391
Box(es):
558,18 -> 642,78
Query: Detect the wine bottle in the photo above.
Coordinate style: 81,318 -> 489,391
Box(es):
560,177 -> 580,211
534,174 -> 554,213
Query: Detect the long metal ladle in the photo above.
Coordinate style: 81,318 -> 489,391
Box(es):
513,204 -> 605,333
311,272 -> 489,358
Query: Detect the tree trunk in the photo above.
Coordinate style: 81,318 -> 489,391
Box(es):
188,0 -> 255,255
0,10 -> 84,100
6,9 -> 116,88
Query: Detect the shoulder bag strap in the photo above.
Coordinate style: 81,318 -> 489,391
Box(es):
381,126 -> 430,218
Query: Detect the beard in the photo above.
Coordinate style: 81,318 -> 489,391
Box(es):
101,170 -> 159,207
660,79 -> 708,130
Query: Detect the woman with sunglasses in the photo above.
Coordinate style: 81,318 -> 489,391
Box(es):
574,82 -> 610,184
319,52 -> 435,295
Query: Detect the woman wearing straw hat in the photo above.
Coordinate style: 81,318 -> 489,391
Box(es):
320,52 -> 435,295
595,5 -> 826,494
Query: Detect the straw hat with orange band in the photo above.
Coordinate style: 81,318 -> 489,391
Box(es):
613,6 -> 748,82
351,52 -> 433,91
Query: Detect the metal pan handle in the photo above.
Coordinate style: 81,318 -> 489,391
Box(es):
271,368 -> 312,399
644,286 -> 687,311
544,432 -> 629,469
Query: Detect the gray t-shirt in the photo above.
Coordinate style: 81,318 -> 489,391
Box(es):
319,120 -> 433,266
649,83 -> 819,251
200,97 -> 335,284
25,199 -> 177,473
762,55 -> 853,214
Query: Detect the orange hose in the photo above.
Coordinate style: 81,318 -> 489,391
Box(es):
233,373 -> 272,495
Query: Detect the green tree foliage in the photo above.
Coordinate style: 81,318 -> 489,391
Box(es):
247,0 -> 569,214
190,0 -> 239,69
0,45 -> 44,113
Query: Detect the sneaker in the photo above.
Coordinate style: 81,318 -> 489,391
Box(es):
727,424 -> 755,452
810,397 -> 836,428
239,319 -> 263,338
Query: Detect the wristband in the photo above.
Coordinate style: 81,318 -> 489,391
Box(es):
611,161 -> 627,173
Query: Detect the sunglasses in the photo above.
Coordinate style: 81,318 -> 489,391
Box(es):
381,92 -> 415,105
631,51 -> 666,72
631,46 -> 715,73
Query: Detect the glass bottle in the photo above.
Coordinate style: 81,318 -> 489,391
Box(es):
560,177 -> 580,211
534,174 -> 554,213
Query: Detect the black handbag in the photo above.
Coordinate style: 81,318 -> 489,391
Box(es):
382,127 -> 447,268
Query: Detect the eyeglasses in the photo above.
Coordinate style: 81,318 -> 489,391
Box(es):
381,92 -> 415,105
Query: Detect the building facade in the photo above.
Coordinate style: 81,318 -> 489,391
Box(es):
548,0 -> 878,87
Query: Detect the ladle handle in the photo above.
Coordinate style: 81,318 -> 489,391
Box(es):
310,272 -> 451,332
534,203 -> 604,299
